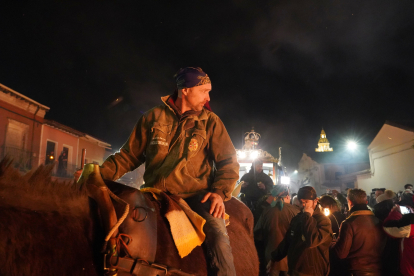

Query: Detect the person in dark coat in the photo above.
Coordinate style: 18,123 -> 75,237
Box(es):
398,189 -> 414,207
372,189 -> 401,276
373,196 -> 395,222
240,159 -> 274,211
270,186 -> 332,276
254,185 -> 300,276
319,195 -> 348,276
57,151 -> 68,176
332,189 -> 387,276
253,194 -> 271,225
319,195 -> 346,236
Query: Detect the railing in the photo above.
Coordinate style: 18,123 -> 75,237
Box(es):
51,162 -> 78,178
0,146 -> 34,172
0,146 -> 79,178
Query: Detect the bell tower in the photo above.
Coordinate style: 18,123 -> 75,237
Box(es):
315,129 -> 333,152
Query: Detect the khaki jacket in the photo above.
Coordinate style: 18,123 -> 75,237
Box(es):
100,95 -> 239,200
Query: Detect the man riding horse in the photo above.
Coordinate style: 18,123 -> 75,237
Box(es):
98,67 -> 239,276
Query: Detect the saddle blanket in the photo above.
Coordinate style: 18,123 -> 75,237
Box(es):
142,188 -> 206,258
141,188 -> 230,258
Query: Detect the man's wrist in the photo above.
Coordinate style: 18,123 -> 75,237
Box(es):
212,188 -> 226,201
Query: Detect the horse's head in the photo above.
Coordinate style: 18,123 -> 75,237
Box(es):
0,157 -> 103,276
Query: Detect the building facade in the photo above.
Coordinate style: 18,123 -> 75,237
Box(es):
39,120 -> 111,179
356,121 -> 414,193
0,83 -> 49,171
295,153 -> 369,195
0,82 -> 111,181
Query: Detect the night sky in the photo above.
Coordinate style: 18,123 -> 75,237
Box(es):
1,1 -> 414,170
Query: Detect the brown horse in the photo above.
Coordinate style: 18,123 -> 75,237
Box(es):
0,159 -> 259,276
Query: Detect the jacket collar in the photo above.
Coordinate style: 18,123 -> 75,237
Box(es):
161,94 -> 208,121
347,210 -> 374,219
349,204 -> 369,213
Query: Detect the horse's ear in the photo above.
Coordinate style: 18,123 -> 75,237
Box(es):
0,155 -> 14,177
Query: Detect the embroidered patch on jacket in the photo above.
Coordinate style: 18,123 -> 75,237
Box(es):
188,139 -> 198,151
150,140 -> 168,146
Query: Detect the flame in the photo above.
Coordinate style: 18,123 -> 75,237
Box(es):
324,208 -> 330,216
50,156 -> 54,160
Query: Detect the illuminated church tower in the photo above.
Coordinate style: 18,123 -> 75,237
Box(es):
315,129 -> 333,152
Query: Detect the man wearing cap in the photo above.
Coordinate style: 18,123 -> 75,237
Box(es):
254,185 -> 300,276
99,67 -> 239,275
270,186 -> 332,276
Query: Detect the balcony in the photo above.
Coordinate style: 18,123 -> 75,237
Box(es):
52,162 -> 78,178
0,146 -> 78,179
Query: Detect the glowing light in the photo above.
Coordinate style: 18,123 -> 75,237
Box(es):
50,156 -> 54,159
238,151 -> 246,159
294,170 -> 298,174
324,208 -> 330,216
347,141 -> 357,151
281,176 -> 290,185
250,150 -> 259,160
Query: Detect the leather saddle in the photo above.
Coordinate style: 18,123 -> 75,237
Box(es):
78,164 -> 193,276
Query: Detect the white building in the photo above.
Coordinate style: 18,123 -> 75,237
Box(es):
356,121 -> 414,193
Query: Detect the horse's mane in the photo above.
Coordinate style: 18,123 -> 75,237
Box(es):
0,157 -> 101,276
0,156 -> 88,214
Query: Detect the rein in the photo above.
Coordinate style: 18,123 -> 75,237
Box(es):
101,189 -> 129,251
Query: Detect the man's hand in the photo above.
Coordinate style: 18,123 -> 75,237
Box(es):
74,169 -> 82,182
241,181 -> 249,188
303,199 -> 317,216
257,182 -> 266,190
201,192 -> 225,219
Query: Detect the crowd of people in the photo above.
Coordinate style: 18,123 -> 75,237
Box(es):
243,162 -> 414,276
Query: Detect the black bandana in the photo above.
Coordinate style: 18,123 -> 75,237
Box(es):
174,67 -> 211,89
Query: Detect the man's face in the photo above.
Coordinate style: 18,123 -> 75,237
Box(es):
347,199 -> 352,210
375,190 -> 384,198
283,194 -> 291,204
254,163 -> 263,173
407,185 -> 413,191
183,83 -> 211,111
300,199 -> 318,210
